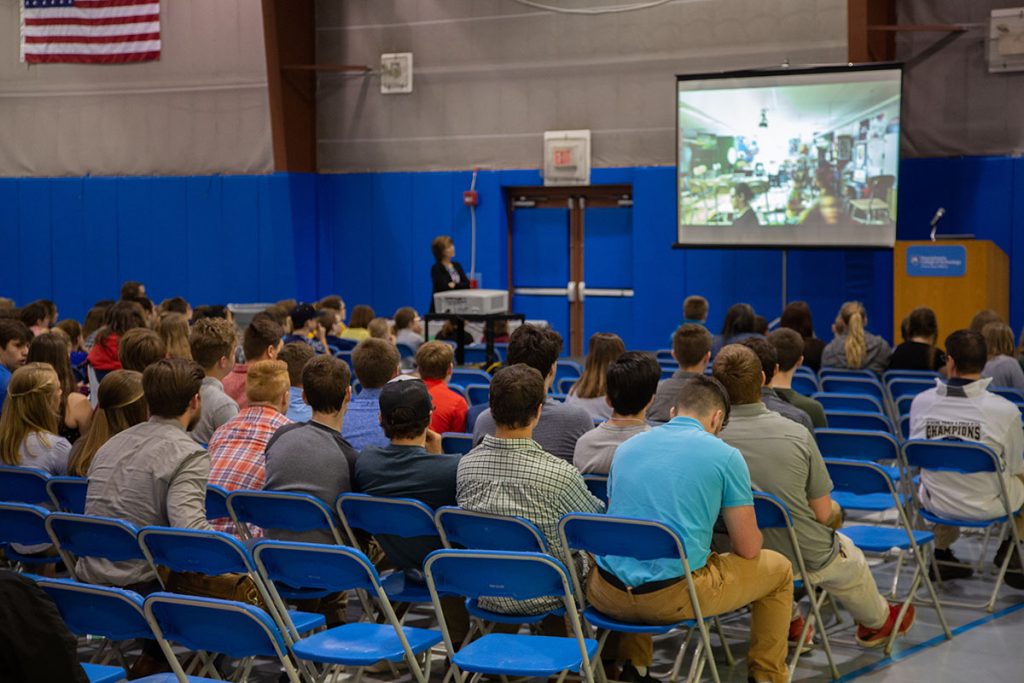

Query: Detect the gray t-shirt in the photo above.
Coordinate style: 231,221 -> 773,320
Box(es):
647,370 -> 698,424
821,332 -> 892,374
572,422 -> 650,474
563,393 -> 613,421
473,397 -> 594,464
982,354 -> 1024,391
15,432 -> 71,553
395,329 -> 425,351
191,376 -> 239,445
720,402 -> 837,571
762,387 -> 814,434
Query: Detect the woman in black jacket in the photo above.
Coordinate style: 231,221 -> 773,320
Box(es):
430,235 -> 470,312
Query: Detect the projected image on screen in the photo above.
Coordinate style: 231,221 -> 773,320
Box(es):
677,67 -> 902,248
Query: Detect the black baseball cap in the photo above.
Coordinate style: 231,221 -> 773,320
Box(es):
291,304 -> 317,329
379,378 -> 433,424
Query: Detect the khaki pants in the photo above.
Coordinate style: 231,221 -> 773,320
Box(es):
933,474 -> 1024,550
804,533 -> 888,629
586,550 -> 793,683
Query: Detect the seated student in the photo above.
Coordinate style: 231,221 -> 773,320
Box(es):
342,338 -> 400,450
158,295 -> 192,319
780,301 -> 826,372
459,364 -> 604,622
19,300 -> 51,337
969,309 -> 1003,335
981,322 -> 1024,391
741,338 -> 814,433
340,305 -> 375,342
715,344 -> 916,649
910,329 -> 1024,587
565,333 -> 625,421
223,313 -> 284,408
265,355 -> 358,543
889,307 -> 946,372
573,352 -> 659,475
0,319 -> 31,412
0,363 -> 72,479
394,307 -> 425,350
586,375 -> 793,683
68,370 -> 147,478
208,360 -> 291,537
682,294 -> 708,327
821,301 -> 892,374
126,295 -> 158,327
437,319 -> 474,346
367,317 -> 396,343
649,323 -> 713,423
54,319 -> 88,377
156,312 -> 192,361
278,342 -> 316,422
415,341 -> 468,434
473,325 -> 593,463
86,301 -> 147,381
710,303 -> 762,358
317,294 -> 347,333
188,317 -> 239,445
120,280 -> 146,300
483,319 -> 510,344
768,328 -> 828,429
27,332 -> 93,442
118,328 -> 167,373
80,302 -> 112,352
284,303 -> 328,355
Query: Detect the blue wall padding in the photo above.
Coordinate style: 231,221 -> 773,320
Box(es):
0,157 -> 1018,354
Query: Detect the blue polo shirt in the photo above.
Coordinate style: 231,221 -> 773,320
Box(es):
597,416 -> 753,585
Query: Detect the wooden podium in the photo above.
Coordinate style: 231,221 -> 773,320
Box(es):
893,240 -> 1008,336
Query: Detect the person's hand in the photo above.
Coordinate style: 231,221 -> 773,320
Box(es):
425,429 -> 443,454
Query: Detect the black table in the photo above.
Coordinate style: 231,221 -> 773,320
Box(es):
424,312 -> 525,365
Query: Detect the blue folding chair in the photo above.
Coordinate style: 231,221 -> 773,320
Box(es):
794,366 -> 818,381
254,541 -> 442,683
661,367 -> 677,381
792,374 -> 820,397
205,484 -> 230,523
466,383 -> 490,407
814,429 -> 906,511
655,349 -> 674,363
335,493 -> 440,604
425,549 -> 598,683
36,577 -> 149,674
885,378 -> 935,404
824,459 -> 951,651
448,383 -> 469,402
144,591 -> 303,682
902,440 -> 1024,612
0,465 -> 51,504
441,432 -> 475,455
463,344 -> 503,365
752,493 -> 839,680
0,502 -> 58,567
137,526 -> 325,647
226,490 -> 343,543
812,392 -> 885,414
396,342 -> 417,359
44,513 -> 144,581
557,377 -> 578,395
451,368 -> 491,388
81,663 -> 129,683
335,350 -> 353,371
555,360 -> 583,389
894,395 -> 917,420
989,385 -> 1024,405
559,513 -> 724,683
583,474 -> 609,505
882,369 -> 941,383
819,377 -> 887,406
46,476 -> 88,514
330,337 -> 358,352
819,368 -> 879,380
899,415 -> 911,440
822,410 -> 895,435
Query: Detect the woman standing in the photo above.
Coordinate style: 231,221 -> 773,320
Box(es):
430,235 -> 470,312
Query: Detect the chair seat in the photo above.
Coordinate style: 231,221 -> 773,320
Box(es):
381,571 -> 432,603
842,525 -> 934,553
133,674 -> 221,682
289,609 -> 326,634
82,663 -> 128,683
582,606 -> 687,635
918,507 -> 1013,529
465,598 -> 564,624
292,622 -> 442,666
453,632 -> 599,676
832,491 -> 904,512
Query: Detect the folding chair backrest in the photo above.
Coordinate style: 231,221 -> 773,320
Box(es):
661,367 -> 676,381
463,345 -> 496,365
990,386 -> 1024,404
435,506 -> 547,552
206,484 -> 230,522
0,502 -> 51,546
655,349 -> 674,363
812,392 -> 884,414
819,368 -> 878,380
883,369 -> 941,383
792,375 -> 820,396
885,378 -> 935,402
425,549 -> 571,602
227,490 -> 340,541
0,466 -> 51,505
555,360 -> 583,384
824,458 -> 896,497
466,383 -> 490,406
451,369 -> 491,387
902,439 -> 999,475
751,492 -> 792,529
899,414 -> 911,440
46,477 -> 87,514
336,493 -> 439,540
36,578 -> 150,641
253,540 -> 379,594
814,429 -> 900,464
441,433 -> 475,455
138,526 -> 252,576
794,366 -> 817,380
45,513 -> 144,563
819,377 -> 885,401
559,513 -> 685,563
448,384 -> 469,402
557,377 -> 577,395
583,474 -> 609,504
822,410 -> 894,434
396,342 -> 417,359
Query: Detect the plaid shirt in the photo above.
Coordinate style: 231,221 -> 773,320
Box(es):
457,434 -> 604,615
208,406 -> 291,536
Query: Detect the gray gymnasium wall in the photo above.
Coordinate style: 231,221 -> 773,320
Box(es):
0,0 -> 272,177
316,0 -> 848,172
898,0 -> 1024,158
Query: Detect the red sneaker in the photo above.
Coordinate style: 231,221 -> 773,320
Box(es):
856,603 -> 916,648
788,615 -> 814,653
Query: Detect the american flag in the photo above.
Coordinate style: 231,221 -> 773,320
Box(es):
21,0 -> 161,64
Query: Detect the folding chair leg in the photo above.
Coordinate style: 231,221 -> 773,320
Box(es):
685,639 -> 707,683
590,630 -> 611,683
914,545 -> 952,641
694,620 -> 721,683
669,629 -> 695,683
712,616 -> 735,667
889,551 -> 905,599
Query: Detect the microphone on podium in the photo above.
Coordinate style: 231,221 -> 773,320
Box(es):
928,207 -> 946,242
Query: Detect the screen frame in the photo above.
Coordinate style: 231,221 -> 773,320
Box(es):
673,62 -> 905,251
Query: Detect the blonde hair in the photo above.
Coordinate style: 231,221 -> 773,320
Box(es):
982,322 -> 1015,359
571,333 -> 626,399
245,359 -> 290,404
0,363 -> 60,465
157,312 -> 192,360
835,301 -> 867,369
68,370 -> 147,477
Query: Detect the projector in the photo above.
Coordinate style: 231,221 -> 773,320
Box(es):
433,289 -> 509,315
